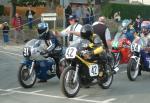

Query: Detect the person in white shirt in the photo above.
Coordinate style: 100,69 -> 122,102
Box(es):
55,15 -> 82,46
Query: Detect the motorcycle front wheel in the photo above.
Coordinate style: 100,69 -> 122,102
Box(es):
18,64 -> 36,88
98,64 -> 113,89
127,58 -> 139,81
60,66 -> 80,98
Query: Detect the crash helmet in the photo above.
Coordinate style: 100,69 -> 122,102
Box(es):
80,24 -> 93,41
141,21 -> 150,35
121,19 -> 131,33
37,22 -> 49,39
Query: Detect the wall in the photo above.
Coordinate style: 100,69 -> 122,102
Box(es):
4,6 -> 49,16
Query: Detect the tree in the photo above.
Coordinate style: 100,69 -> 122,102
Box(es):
10,0 -> 17,17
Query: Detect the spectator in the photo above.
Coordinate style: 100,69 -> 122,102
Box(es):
74,5 -> 82,22
25,5 -> 35,29
65,4 -> 72,27
92,16 -> 112,50
87,4 -> 94,24
2,22 -> 10,44
12,13 -> 24,43
56,5 -> 64,17
55,14 -> 82,47
82,5 -> 90,25
134,15 -> 142,35
114,11 -> 121,22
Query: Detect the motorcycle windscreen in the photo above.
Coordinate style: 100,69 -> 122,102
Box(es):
112,32 -> 126,48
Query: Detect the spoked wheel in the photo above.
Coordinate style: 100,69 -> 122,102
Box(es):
112,52 -> 121,67
98,64 -> 113,89
18,64 -> 36,88
57,58 -> 68,79
60,66 -> 80,98
127,58 -> 139,81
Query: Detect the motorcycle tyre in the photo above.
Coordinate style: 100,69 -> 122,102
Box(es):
18,64 -> 36,88
60,66 -> 80,98
127,58 -> 139,81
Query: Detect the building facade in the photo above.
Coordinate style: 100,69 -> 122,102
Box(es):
129,0 -> 150,5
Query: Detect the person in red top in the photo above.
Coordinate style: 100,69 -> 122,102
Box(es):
12,13 -> 24,43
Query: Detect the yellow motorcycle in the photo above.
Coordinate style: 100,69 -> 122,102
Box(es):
60,40 -> 114,98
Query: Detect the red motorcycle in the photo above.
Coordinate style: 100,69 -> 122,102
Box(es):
111,32 -> 132,68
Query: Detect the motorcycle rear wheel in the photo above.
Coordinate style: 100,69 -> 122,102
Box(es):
60,66 -> 80,98
18,64 -> 36,88
127,58 -> 139,81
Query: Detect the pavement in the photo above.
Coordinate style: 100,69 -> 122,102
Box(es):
0,44 -> 150,103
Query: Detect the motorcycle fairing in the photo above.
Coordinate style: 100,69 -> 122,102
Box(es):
21,59 -> 56,80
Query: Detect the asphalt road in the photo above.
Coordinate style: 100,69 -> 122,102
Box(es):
0,45 -> 150,103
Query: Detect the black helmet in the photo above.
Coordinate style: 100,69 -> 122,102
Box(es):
80,24 -> 93,40
37,22 -> 49,39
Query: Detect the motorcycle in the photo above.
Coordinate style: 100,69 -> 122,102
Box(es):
18,39 -> 64,88
111,32 -> 131,68
60,39 -> 114,98
127,37 -> 150,81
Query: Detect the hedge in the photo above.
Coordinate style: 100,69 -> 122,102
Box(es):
101,3 -> 150,20
0,5 -> 4,16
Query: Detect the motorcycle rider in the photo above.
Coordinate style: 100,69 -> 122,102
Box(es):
80,24 -> 104,58
133,21 -> 150,48
121,19 -> 135,43
133,21 -> 150,76
37,21 -> 61,82
140,21 -> 150,46
80,24 -> 112,88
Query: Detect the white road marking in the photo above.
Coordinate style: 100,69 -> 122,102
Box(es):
0,50 -> 22,57
31,90 -> 44,93
102,98 -> 116,103
6,87 -> 22,91
0,89 -> 116,103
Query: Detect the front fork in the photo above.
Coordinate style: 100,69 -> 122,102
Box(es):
131,56 -> 140,70
135,57 -> 140,70
29,60 -> 35,76
73,65 -> 79,83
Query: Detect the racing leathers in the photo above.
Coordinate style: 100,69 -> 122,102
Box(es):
85,33 -> 106,61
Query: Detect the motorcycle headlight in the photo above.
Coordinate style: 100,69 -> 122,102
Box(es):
23,47 -> 31,57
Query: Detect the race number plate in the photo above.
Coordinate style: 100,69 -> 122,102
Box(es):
23,47 -> 31,57
89,64 -> 99,77
131,43 -> 141,52
65,47 -> 77,59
